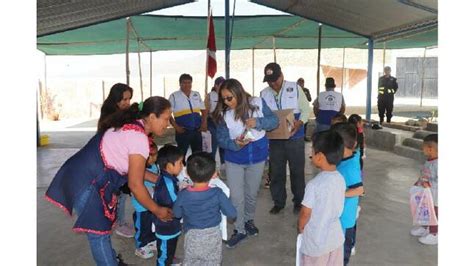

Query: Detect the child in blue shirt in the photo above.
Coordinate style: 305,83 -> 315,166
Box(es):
332,122 -> 364,266
173,152 -> 237,265
131,142 -> 159,259
153,144 -> 184,266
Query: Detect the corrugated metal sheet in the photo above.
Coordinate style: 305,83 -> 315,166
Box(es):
250,0 -> 437,41
396,57 -> 438,97
37,0 -> 193,36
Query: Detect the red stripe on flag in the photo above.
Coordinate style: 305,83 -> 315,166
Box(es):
207,11 -> 217,78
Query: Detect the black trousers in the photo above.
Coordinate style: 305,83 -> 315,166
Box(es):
343,225 -> 357,266
132,211 -> 156,248
156,236 -> 179,266
269,138 -> 306,208
175,129 -> 202,157
377,95 -> 394,123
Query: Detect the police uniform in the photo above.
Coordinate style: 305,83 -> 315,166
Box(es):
261,81 -> 307,210
169,90 -> 205,156
377,75 -> 398,123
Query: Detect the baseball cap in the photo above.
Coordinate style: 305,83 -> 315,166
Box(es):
263,62 -> 282,82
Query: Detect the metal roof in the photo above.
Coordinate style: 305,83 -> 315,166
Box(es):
250,0 -> 437,41
37,0 -> 193,37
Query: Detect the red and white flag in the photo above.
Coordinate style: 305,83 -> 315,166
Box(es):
206,10 -> 217,78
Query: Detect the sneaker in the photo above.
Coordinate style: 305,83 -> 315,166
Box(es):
410,226 -> 429,237
351,247 -> 356,255
226,230 -> 248,248
269,205 -> 284,214
115,223 -> 134,238
418,233 -> 438,245
245,220 -> 259,236
135,246 -> 154,259
146,240 -> 157,251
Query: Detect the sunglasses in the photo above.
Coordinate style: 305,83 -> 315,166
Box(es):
222,96 -> 234,102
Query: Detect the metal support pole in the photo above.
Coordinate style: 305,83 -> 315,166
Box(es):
420,48 -> 427,107
317,23 -> 322,95
38,80 -> 44,119
102,80 -> 105,102
150,51 -> 153,97
272,37 -> 276,62
382,42 -> 386,70
252,48 -> 255,96
366,39 -> 374,122
163,77 -> 166,97
126,18 -> 131,85
37,87 -> 40,147
138,50 -> 144,101
341,47 -> 346,94
225,0 -> 230,79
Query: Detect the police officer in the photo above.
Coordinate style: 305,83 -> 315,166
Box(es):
169,73 -> 207,157
260,62 -> 311,214
378,66 -> 398,124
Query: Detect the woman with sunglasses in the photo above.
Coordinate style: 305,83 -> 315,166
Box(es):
212,79 -> 278,248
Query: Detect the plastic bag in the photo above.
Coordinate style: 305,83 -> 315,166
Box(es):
202,131 -> 212,153
409,186 -> 438,226
296,234 -> 303,266
209,177 -> 230,241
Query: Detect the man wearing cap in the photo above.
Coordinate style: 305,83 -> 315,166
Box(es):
260,62 -> 311,214
378,66 -> 398,124
169,73 -> 207,156
313,77 -> 346,132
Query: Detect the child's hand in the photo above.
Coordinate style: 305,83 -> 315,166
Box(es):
154,206 -> 173,222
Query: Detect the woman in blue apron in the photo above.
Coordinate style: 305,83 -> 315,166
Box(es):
45,96 -> 173,265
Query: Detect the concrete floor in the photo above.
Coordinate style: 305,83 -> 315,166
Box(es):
37,132 -> 437,266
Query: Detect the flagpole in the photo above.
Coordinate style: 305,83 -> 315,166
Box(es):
205,0 -> 210,95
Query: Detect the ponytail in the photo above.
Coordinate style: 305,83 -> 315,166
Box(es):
98,96 -> 171,134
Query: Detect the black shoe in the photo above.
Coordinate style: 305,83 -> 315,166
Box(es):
245,220 -> 259,236
226,230 -> 248,248
293,204 -> 302,214
269,205 -> 284,214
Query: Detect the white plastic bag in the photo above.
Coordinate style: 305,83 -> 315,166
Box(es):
409,186 -> 438,226
202,131 -> 212,153
296,234 -> 303,266
209,177 -> 230,241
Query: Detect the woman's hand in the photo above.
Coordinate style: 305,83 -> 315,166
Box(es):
153,206 -> 173,222
245,118 -> 257,129
235,139 -> 250,148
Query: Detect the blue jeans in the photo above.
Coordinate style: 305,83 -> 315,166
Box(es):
74,185 -> 118,266
208,118 -> 225,164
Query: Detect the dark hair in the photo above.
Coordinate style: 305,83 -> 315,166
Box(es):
331,114 -> 347,124
179,73 -> 193,83
331,122 -> 357,149
186,152 -> 216,183
98,83 -> 134,132
312,130 -> 344,165
212,78 -> 256,123
348,114 -> 362,125
423,134 -> 438,145
156,144 -> 183,171
98,96 -> 171,134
